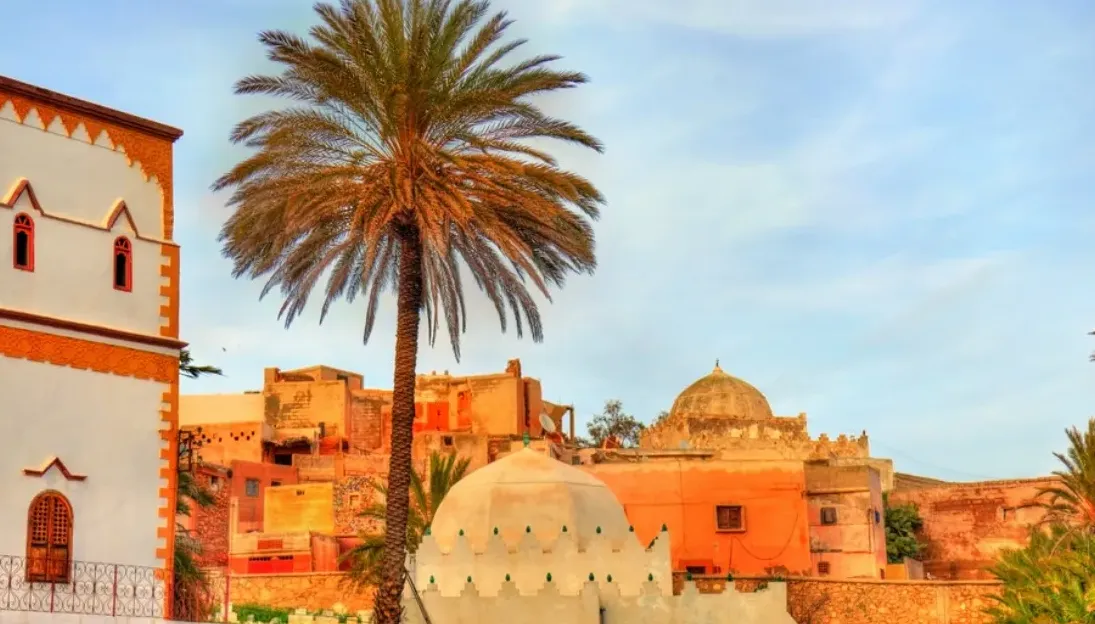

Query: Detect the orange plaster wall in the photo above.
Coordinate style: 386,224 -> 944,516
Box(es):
585,461 -> 812,576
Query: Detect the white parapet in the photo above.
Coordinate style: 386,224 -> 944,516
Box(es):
412,525 -> 673,599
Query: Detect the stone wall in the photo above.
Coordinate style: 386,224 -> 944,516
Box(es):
179,572 -> 1000,624
207,571 -> 375,614
194,467 -> 231,567
681,574 -> 1001,624
332,476 -> 382,536
888,477 -> 1055,579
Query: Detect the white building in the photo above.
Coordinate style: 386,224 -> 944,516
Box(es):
0,75 -> 183,618
406,447 -> 798,623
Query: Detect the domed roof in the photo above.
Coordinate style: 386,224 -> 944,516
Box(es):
429,447 -> 631,552
669,363 -> 773,421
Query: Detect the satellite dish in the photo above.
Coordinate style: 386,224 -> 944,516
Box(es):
539,410 -> 557,434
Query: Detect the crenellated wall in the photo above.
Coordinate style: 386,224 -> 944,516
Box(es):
408,528 -> 796,623
414,527 -> 673,599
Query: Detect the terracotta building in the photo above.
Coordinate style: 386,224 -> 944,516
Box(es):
179,359 -> 573,575
583,364 -> 892,579
0,75 -> 183,617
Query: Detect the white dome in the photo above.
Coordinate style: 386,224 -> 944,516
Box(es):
430,447 -> 631,552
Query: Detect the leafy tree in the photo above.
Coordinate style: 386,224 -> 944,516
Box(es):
587,400 -> 646,448
213,2 -> 602,620
1036,418 -> 1095,531
883,493 -> 924,564
343,452 -> 471,586
984,524 -> 1095,623
179,349 -> 223,380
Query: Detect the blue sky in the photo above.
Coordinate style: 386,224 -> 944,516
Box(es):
5,0 -> 1095,480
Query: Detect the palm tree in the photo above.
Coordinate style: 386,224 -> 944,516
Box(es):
343,451 -> 471,587
213,1 -> 603,620
179,349 -> 224,380
984,524 -> 1095,623
1036,418 -> 1095,531
173,470 -> 217,619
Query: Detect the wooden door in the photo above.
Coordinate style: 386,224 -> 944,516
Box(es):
26,492 -> 72,583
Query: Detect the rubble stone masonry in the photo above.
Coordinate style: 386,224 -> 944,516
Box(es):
685,575 -> 1001,624
203,572 -> 999,624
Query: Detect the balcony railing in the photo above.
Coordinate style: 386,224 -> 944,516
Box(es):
0,554 -> 164,617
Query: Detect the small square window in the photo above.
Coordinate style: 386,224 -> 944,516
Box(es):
817,561 -> 831,576
715,505 -> 745,532
820,507 -> 838,525
271,480 -> 282,487
245,478 -> 260,497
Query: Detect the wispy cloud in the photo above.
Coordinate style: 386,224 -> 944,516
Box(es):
4,0 -> 1095,480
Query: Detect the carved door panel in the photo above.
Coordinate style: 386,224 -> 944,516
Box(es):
27,494 -> 71,583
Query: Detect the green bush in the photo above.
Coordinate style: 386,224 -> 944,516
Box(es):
230,604 -> 356,624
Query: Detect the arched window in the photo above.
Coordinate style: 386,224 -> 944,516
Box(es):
13,213 -> 34,271
26,491 -> 73,583
113,237 -> 132,292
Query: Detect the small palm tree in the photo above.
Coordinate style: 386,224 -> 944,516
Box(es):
343,452 -> 471,587
173,470 -> 217,619
984,524 -> 1095,623
214,2 -> 603,620
1036,418 -> 1095,531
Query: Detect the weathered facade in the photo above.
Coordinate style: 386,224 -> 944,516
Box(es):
887,476 -> 1054,579
179,359 -> 569,578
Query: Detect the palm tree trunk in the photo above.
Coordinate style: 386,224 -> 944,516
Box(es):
373,226 -> 424,624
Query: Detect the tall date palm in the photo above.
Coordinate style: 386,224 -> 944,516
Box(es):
213,1 -> 604,620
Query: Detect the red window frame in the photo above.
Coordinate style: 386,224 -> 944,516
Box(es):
13,213 -> 34,271
112,236 -> 132,292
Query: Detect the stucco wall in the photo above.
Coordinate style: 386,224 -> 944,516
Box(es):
186,422 -> 266,466
0,355 -> 168,568
583,461 -> 812,575
263,381 -> 348,434
230,461 -> 298,531
888,477 -> 1054,579
0,104 -> 169,336
805,463 -> 888,578
180,394 -> 264,426
264,483 -> 335,535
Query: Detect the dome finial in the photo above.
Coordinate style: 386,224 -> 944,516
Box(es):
714,358 -> 721,371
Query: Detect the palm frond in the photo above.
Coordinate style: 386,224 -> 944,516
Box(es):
214,0 -> 604,362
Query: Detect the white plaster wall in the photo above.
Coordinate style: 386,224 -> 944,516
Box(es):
0,105 -> 169,336
0,194 -> 166,336
401,580 -> 798,624
0,104 -> 165,235
0,356 -> 168,569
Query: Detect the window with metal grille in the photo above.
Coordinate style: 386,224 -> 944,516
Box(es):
245,478 -> 260,497
715,505 -> 745,532
26,491 -> 73,583
817,561 -> 831,576
13,213 -> 34,271
820,507 -> 838,525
